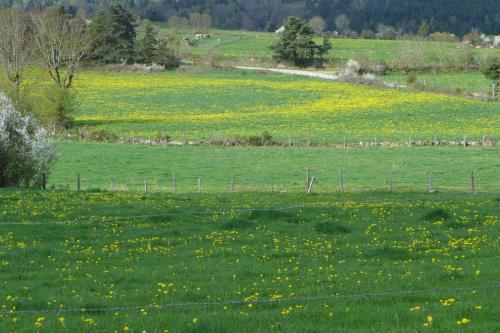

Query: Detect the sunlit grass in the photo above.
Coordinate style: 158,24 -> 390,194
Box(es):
0,190 -> 498,332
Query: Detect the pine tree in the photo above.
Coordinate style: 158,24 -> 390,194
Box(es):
89,3 -> 136,63
481,57 -> 500,100
89,12 -> 112,63
108,3 -> 137,63
154,38 -> 180,69
136,20 -> 159,64
270,16 -> 329,67
319,37 -> 332,56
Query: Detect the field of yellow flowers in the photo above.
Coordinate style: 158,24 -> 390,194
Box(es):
0,189 -> 498,332
72,71 -> 500,142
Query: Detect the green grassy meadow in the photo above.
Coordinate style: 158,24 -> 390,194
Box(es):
382,72 -> 494,95
49,142 -> 500,193
169,29 -> 499,64
0,190 -> 498,332
70,70 -> 500,142
2,28 -> 499,333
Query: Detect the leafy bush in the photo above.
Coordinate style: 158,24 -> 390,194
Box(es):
407,72 -> 418,84
0,93 -> 56,187
48,88 -> 76,129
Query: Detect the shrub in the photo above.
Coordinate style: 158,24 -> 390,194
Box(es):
431,32 -> 457,43
46,87 -> 76,129
407,72 -> 418,84
0,93 -> 56,187
247,131 -> 273,146
361,29 -> 375,39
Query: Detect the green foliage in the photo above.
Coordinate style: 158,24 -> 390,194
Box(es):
0,94 -> 56,188
154,38 -> 180,69
1,1 -> 498,36
361,29 -> 375,39
270,17 -> 330,67
480,56 -> 500,82
417,21 -> 430,37
480,56 -> 499,99
136,20 -> 159,64
407,72 -> 418,84
47,87 -> 76,129
90,3 -> 137,64
305,0 -> 498,36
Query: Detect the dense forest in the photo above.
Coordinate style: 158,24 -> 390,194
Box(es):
0,0 -> 498,35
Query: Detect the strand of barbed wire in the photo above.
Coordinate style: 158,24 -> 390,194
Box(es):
1,284 -> 498,316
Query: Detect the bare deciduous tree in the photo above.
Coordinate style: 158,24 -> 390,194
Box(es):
308,16 -> 326,34
0,8 -> 33,92
335,14 -> 351,35
31,10 -> 90,90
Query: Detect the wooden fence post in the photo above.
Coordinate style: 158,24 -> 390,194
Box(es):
343,135 -> 346,149
77,173 -> 80,192
144,178 -> 148,193
307,176 -> 315,194
198,177 -> 201,193
339,170 -> 344,193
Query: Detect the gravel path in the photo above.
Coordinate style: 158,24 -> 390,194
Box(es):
235,66 -> 338,80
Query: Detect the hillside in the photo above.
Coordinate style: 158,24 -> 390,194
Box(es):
2,0 -> 499,35
67,70 -> 499,142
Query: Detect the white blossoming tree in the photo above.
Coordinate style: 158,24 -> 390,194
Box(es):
0,93 -> 56,187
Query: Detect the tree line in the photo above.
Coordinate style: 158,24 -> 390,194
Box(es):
1,0 -> 498,36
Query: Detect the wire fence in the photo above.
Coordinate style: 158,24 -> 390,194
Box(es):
1,284 -> 499,316
48,168 -> 500,194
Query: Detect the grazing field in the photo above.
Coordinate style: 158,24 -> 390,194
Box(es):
72,71 -> 500,142
0,190 -> 498,332
169,29 -> 499,63
382,72 -> 494,95
50,142 -> 500,193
